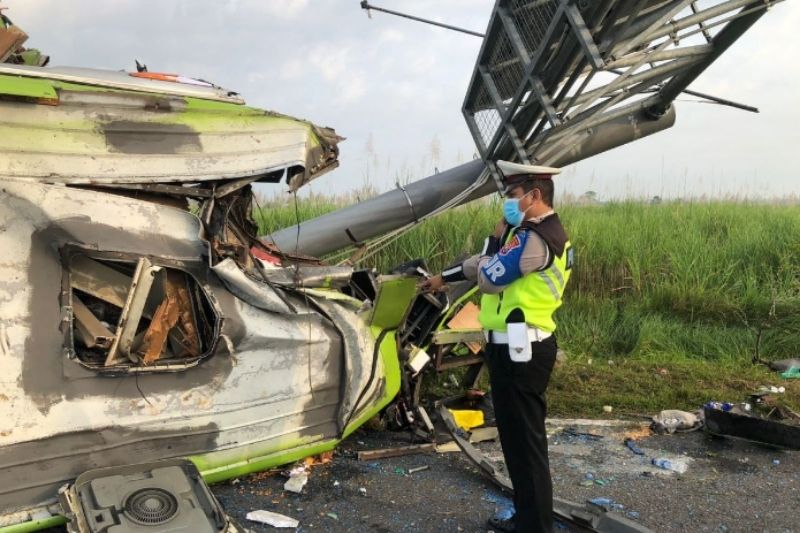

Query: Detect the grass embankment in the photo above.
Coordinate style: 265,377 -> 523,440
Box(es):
257,198 -> 800,416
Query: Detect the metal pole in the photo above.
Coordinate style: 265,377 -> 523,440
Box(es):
359,1 -> 485,38
607,68 -> 759,113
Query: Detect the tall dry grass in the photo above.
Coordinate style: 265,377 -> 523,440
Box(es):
256,198 -> 800,365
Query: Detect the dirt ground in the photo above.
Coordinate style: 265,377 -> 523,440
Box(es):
207,420 -> 798,533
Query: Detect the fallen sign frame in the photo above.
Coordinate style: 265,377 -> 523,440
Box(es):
437,403 -> 652,533
703,406 -> 800,450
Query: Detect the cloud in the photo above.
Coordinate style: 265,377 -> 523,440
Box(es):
379,29 -> 406,43
279,59 -> 305,81
223,0 -> 310,19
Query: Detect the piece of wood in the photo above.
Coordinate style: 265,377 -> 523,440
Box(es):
435,442 -> 461,453
469,426 -> 499,443
0,26 -> 27,62
141,294 -> 180,364
357,443 -> 435,461
446,302 -> 483,353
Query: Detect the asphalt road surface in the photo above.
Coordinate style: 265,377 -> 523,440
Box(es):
210,420 -> 798,532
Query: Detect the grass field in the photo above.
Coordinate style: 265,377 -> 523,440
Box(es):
257,197 -> 800,416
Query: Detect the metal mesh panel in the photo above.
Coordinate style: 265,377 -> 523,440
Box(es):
474,108 -> 503,150
510,0 -> 559,58
474,77 -> 493,109
486,31 -> 524,102
462,0 -> 765,167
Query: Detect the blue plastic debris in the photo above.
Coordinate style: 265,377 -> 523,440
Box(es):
626,511 -> 640,520
484,489 -> 515,521
589,497 -> 624,511
624,438 -> 645,456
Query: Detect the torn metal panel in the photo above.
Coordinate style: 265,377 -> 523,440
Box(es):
0,76 -> 341,190
211,258 -> 293,314
260,265 -> 355,290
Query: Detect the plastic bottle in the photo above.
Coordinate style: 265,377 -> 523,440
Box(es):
651,457 -> 689,474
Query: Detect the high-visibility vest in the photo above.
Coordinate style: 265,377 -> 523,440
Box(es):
478,215 -> 572,333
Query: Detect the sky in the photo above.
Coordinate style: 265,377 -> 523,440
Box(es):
6,0 -> 799,200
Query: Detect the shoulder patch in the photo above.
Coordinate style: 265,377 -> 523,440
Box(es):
499,233 -> 523,256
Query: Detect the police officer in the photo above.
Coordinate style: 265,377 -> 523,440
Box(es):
421,160 -> 573,532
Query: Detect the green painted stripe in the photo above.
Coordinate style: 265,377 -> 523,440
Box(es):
0,75 -> 57,100
0,515 -> 67,533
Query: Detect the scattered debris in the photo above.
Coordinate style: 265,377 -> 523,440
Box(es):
407,465 -> 430,474
246,510 -> 299,528
358,487 -> 367,496
283,466 -> 309,494
780,368 -> 800,379
407,345 -> 432,375
651,457 -> 689,474
435,442 -> 461,454
651,409 -> 701,434
445,301 -> 483,354
304,451 -> 334,467
624,438 -> 645,456
357,443 -> 436,461
704,405 -> 800,450
758,386 -> 786,394
561,427 -> 604,441
588,498 -> 624,512
602,405 -> 613,413
326,512 -> 339,520
449,409 -> 485,430
773,459 -> 781,466
469,426 -> 499,443
768,358 -> 800,372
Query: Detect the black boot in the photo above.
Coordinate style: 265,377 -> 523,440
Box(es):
488,514 -> 516,532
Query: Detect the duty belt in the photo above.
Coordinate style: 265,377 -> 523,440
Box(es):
484,327 -> 552,344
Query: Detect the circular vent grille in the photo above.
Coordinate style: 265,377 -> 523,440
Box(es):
123,488 -> 179,526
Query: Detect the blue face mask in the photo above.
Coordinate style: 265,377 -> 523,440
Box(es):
503,198 -> 524,226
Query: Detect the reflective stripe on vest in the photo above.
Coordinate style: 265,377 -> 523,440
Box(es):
478,234 -> 572,333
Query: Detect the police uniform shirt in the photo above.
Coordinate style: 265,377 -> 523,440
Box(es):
459,211 -> 555,293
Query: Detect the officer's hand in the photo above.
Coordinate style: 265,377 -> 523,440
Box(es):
493,218 -> 508,238
418,274 -> 445,293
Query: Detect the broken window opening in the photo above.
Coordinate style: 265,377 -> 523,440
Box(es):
64,251 -> 220,373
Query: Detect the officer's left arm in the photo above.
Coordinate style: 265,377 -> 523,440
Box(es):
476,230 -> 531,294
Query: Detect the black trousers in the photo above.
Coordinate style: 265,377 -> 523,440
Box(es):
485,335 -> 557,533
